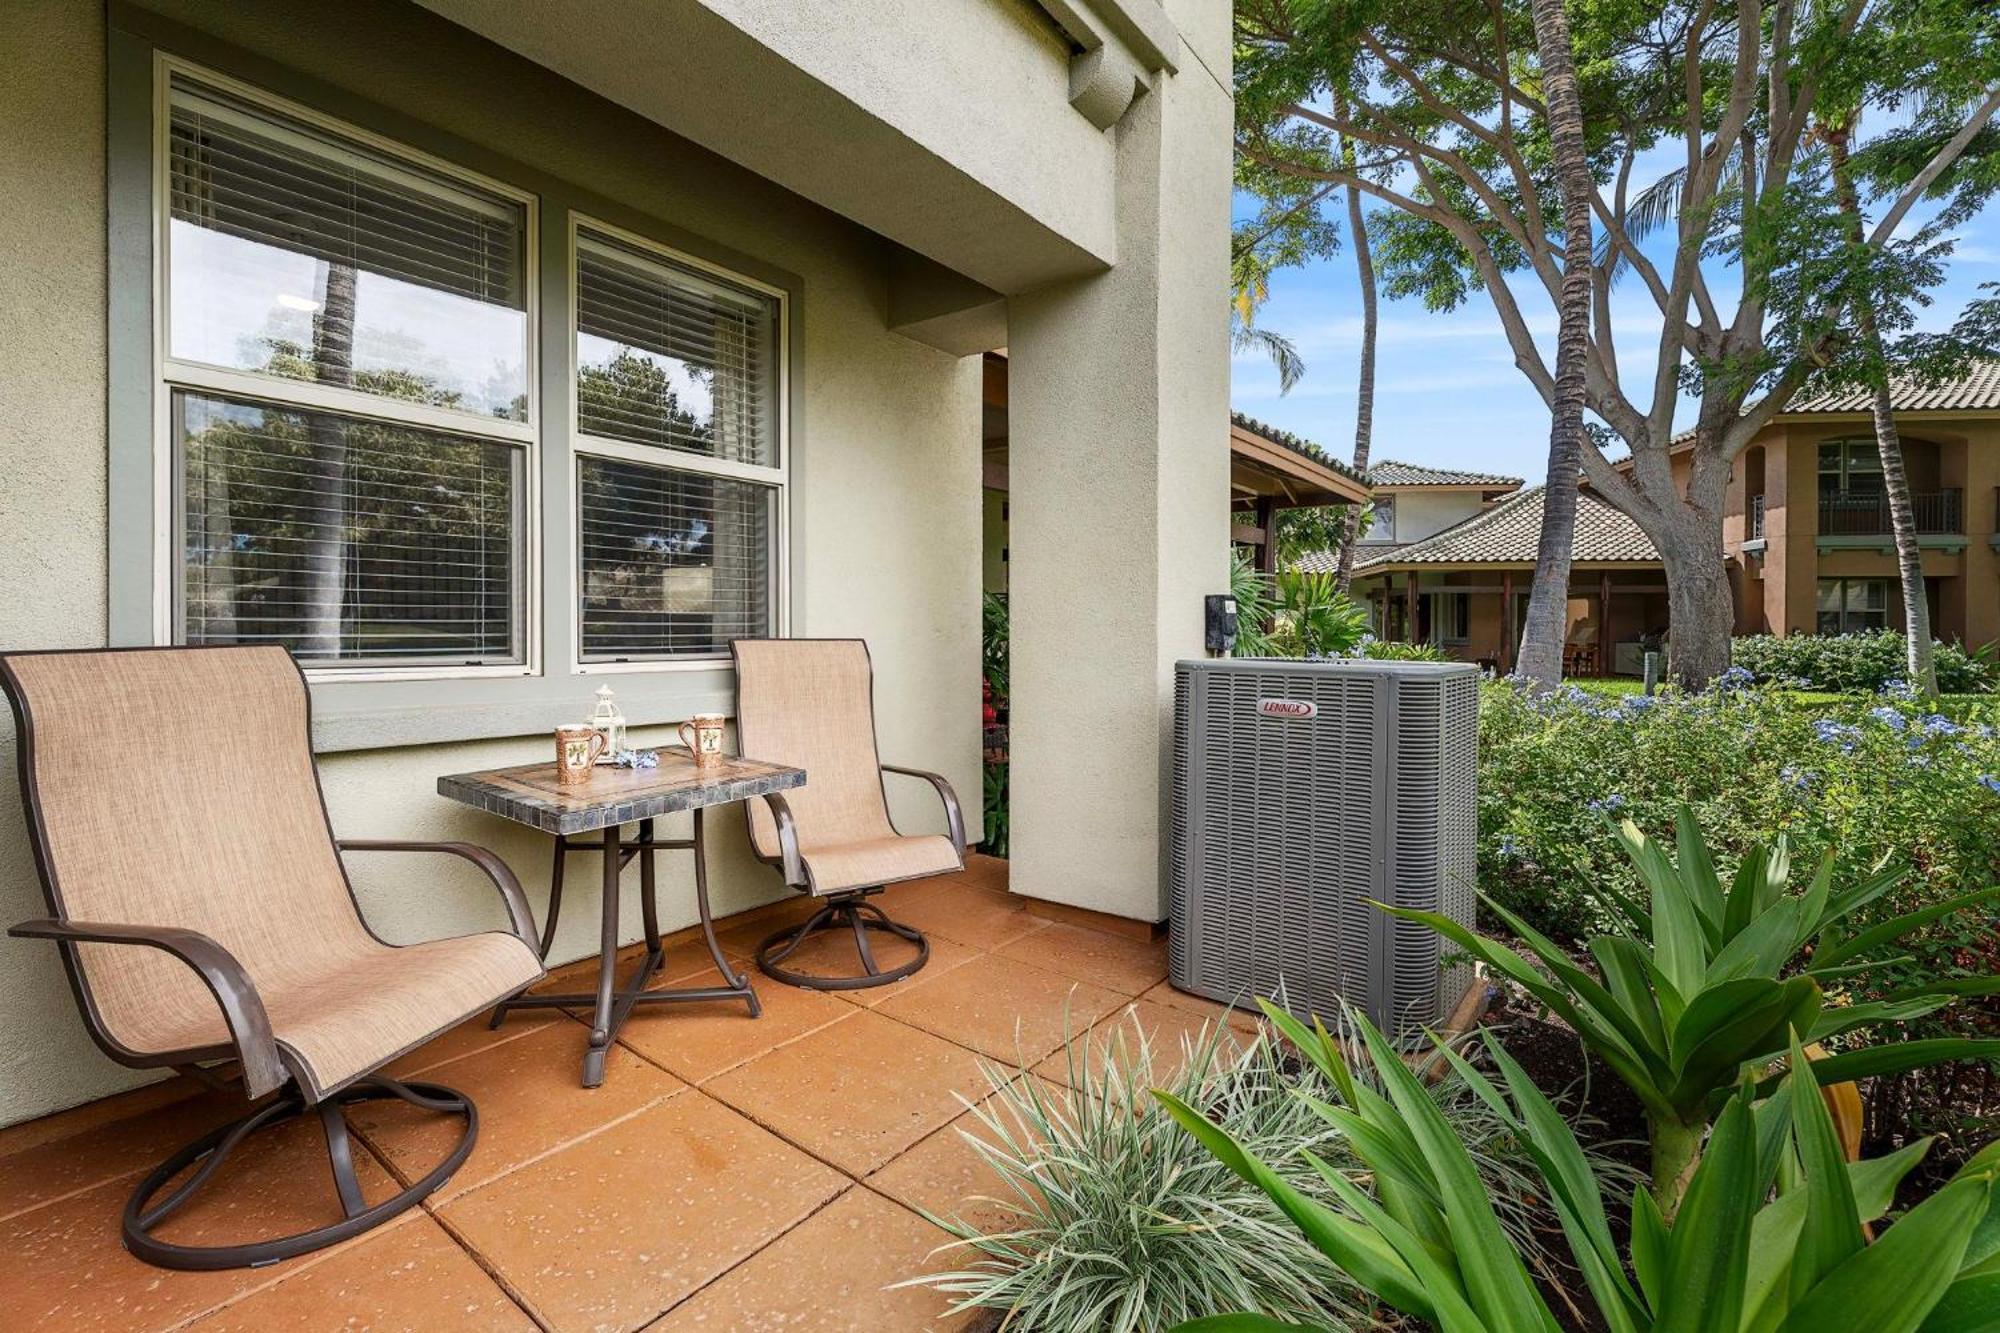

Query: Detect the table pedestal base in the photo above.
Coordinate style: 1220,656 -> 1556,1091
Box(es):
490,807 -> 758,1087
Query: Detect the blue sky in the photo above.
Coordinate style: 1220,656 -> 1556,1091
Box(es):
1230,183 -> 2000,480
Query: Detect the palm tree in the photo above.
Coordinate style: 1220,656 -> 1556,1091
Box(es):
1331,95 -> 1377,598
1514,0 -> 1593,689
1824,114 -> 1937,696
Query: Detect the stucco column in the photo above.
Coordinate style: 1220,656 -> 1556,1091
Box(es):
1003,51 -> 1230,923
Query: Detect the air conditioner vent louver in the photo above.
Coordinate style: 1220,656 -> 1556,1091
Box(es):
1169,658 -> 1477,1035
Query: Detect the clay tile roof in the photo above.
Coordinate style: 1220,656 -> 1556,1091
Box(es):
1295,486 -> 1659,569
1229,412 -> 1369,487
1367,458 -> 1524,488
1783,360 -> 2000,414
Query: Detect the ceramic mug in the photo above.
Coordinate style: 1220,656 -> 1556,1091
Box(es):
678,712 -> 726,766
555,724 -> 607,785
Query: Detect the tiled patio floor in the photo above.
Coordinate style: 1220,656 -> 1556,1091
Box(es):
0,857 -> 1249,1332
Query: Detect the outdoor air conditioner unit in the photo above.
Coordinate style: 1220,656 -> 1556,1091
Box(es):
1168,657 -> 1479,1036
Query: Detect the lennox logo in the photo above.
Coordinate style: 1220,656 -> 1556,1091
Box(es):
1255,697 -> 1318,720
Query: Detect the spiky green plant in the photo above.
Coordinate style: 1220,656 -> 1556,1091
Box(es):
1159,1004 -> 2000,1333
1389,808 -> 2000,1212
911,1009 -> 1607,1331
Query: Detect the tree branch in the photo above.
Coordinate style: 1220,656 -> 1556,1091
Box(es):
1869,86 -> 2000,245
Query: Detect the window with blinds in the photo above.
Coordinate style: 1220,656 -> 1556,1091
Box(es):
162,70 -> 532,671
574,223 -> 785,662
179,394 -> 521,664
167,76 -> 530,421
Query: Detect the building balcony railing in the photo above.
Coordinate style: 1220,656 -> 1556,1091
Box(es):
1749,494 -> 1765,540
1818,487 -> 1962,536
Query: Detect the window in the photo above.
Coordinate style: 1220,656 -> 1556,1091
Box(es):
1427,591 -> 1470,643
1818,440 -> 1882,496
572,223 -> 785,663
163,68 -> 533,670
1817,578 -> 1888,634
1368,496 -> 1395,540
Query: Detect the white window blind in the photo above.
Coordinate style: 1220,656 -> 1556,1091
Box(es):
167,77 -> 530,421
573,223 -> 784,664
179,393 -> 521,665
575,233 -> 778,466
163,70 -> 531,673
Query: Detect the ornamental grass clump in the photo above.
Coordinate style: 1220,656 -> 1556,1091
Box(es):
913,1009 -> 1597,1332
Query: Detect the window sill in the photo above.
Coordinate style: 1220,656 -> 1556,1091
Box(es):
308,664 -> 736,753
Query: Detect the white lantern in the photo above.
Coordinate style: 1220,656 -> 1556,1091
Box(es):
590,684 -> 626,760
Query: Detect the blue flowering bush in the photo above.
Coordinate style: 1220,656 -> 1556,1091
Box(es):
1480,678 -> 2000,1142
1732,630 -> 1998,693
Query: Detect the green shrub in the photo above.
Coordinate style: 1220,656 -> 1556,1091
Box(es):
1354,636 -> 1447,662
1479,679 -> 2000,1144
915,1012 -> 1603,1331
1732,630 -> 1998,694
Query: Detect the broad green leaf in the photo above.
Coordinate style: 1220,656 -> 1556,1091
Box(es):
1743,1138 -> 1936,1333
1669,978 -> 1823,1114
1787,1034 -> 1866,1304
1657,1095 -> 1759,1333
1676,806 -> 1728,941
1778,1174 -> 1993,1333
1917,1273 -> 2000,1332
1592,935 -> 1668,1056
1352,1017 -> 1559,1332
1152,1091 -> 1436,1320
1476,896 -> 1674,1082
1631,1187 -> 1669,1311
1817,885 -> 2000,969
1707,898 -> 1809,984
1723,839 -> 1769,940
1622,819 -> 1711,995
1310,1156 -> 1502,1333
1807,996 -> 1953,1043
1761,1040 -> 2000,1096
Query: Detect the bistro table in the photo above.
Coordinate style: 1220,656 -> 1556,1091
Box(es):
437,749 -> 806,1087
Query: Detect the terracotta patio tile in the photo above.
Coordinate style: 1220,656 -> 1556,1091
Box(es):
185,1216 -> 533,1333
0,1085 -> 250,1222
995,921 -> 1169,996
874,953 -> 1129,1066
712,897 -> 819,956
385,1007 -> 570,1079
440,1093 -> 845,1333
823,932 -> 983,1009
1139,980 -> 1269,1035
869,881 -> 1046,950
614,973 -> 851,1084
1,1113 -> 404,1332
704,1010 -> 1000,1175
864,1082 -> 1055,1239
350,1018 -> 682,1201
648,1186 -> 971,1332
1031,998 -> 1250,1089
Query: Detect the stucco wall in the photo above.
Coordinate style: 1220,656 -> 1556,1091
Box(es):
0,0 -> 981,1127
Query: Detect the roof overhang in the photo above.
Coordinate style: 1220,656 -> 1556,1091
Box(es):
1228,422 -> 1371,509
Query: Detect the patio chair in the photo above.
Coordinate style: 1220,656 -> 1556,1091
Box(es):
731,638 -> 966,989
1,645 -> 543,1270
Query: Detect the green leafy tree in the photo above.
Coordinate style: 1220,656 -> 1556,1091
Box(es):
1233,0 -> 2000,689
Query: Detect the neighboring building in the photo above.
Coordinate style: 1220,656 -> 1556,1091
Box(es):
0,0 -> 1230,1125
1711,371 -> 2000,647
1320,483 -> 1668,675
1225,413 -> 1371,572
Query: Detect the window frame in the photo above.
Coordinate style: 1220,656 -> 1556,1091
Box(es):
150,53 -> 544,682
564,212 -> 791,675
1816,576 -> 1890,634
1818,438 -> 1883,494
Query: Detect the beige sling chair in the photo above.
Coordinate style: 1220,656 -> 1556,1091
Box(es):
2,646 -> 543,1270
731,639 -> 966,988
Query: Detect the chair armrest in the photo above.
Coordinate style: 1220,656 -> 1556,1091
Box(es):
8,918 -> 289,1100
759,792 -> 810,889
335,840 -> 540,953
882,765 -> 968,857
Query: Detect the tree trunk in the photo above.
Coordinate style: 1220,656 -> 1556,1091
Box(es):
1827,126 -> 1936,694
302,260 -> 356,660
1659,521 -> 1735,688
1514,0 -> 1594,690
1333,107 -> 1377,598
